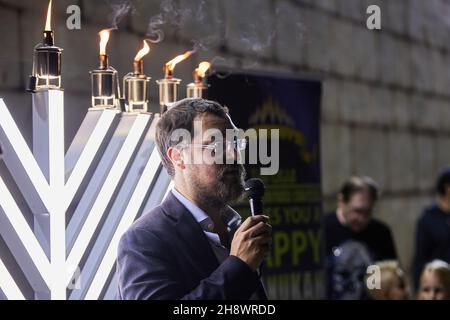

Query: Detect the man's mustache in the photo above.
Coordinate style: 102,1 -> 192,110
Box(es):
218,165 -> 245,178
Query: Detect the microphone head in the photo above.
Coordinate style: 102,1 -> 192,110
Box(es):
244,178 -> 265,199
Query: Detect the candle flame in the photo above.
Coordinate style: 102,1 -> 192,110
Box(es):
165,50 -> 194,72
134,40 -> 150,62
99,29 -> 112,56
45,0 -> 52,31
195,62 -> 211,78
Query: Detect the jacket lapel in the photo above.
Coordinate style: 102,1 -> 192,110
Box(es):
161,192 -> 268,300
161,192 -> 219,276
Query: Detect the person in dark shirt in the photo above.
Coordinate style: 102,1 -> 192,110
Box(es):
323,176 -> 397,299
412,167 -> 450,291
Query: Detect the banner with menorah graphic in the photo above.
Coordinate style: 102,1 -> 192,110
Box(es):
208,72 -> 323,299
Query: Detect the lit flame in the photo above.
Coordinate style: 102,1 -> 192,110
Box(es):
195,62 -> 211,78
45,0 -> 52,31
99,29 -> 112,56
134,40 -> 150,62
165,50 -> 194,72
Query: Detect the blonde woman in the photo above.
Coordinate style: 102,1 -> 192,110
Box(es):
417,260 -> 450,300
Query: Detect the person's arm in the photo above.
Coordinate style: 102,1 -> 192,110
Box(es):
412,213 -> 432,290
117,227 -> 260,300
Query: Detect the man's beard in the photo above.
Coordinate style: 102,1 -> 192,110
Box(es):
189,164 -> 246,209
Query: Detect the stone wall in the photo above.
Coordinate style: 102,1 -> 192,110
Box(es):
0,0 -> 449,286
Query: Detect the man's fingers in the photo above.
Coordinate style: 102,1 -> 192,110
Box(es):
251,236 -> 273,255
253,234 -> 272,245
245,221 -> 272,238
239,215 -> 270,232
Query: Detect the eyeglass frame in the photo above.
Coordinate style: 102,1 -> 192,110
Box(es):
176,138 -> 247,154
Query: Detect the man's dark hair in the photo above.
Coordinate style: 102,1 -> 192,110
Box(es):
155,98 -> 229,177
339,176 -> 379,204
436,167 -> 450,196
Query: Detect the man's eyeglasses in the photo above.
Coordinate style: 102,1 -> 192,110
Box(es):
177,139 -> 247,154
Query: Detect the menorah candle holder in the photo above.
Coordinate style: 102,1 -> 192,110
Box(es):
27,31 -> 63,92
0,0 -> 173,301
186,62 -> 211,99
90,68 -> 118,109
90,54 -> 121,110
186,82 -> 208,98
156,78 -> 181,114
157,50 -> 194,114
123,60 -> 151,113
123,74 -> 151,113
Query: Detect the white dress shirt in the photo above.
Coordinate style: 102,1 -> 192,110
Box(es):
171,188 -> 242,263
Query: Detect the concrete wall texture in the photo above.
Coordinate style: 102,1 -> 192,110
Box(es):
0,0 -> 449,285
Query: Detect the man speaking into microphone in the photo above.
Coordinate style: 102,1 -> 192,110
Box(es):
116,98 -> 272,300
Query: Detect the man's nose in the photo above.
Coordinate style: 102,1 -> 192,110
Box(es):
225,145 -> 238,163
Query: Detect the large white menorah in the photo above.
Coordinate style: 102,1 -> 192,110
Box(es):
0,89 -> 173,300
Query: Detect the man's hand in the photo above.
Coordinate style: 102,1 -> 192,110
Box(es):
230,215 -> 272,271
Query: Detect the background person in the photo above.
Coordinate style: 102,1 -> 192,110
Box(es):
365,260 -> 409,300
412,167 -> 450,290
417,260 -> 450,300
323,176 -> 397,299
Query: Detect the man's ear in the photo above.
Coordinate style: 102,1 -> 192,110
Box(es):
167,146 -> 185,171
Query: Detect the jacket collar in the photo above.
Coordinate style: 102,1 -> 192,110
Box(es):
160,191 -> 220,274
161,191 -> 268,300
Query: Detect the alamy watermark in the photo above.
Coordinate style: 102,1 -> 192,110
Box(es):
366,264 -> 381,290
64,4 -> 381,31
66,5 -> 82,30
170,119 -> 280,176
367,5 -> 381,30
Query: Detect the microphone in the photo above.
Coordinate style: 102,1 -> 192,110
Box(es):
244,178 -> 265,216
244,178 -> 268,299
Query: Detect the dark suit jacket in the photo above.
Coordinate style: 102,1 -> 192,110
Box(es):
116,191 -> 267,300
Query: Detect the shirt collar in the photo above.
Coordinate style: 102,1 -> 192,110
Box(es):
171,188 -> 242,233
